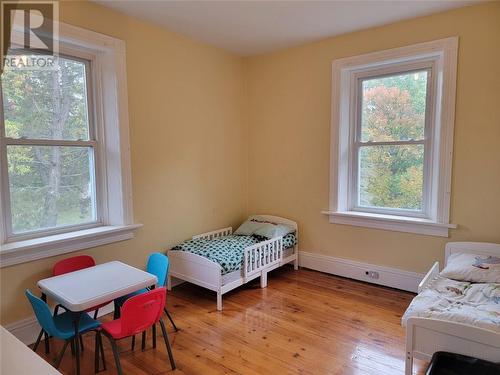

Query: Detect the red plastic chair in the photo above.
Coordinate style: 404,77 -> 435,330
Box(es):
52,255 -> 96,276
96,288 -> 176,374
33,255 -> 109,354
52,255 -> 110,317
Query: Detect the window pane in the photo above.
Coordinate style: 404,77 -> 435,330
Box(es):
2,55 -> 90,140
359,144 -> 424,211
361,71 -> 427,142
7,146 -> 97,234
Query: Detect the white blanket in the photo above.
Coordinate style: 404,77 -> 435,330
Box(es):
402,276 -> 500,333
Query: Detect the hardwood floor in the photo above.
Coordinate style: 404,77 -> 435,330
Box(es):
35,268 -> 426,374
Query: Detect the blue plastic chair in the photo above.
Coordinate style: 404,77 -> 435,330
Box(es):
25,289 -> 103,369
113,253 -> 178,350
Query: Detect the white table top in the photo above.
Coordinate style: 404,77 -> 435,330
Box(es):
1,326 -> 62,375
37,261 -> 157,312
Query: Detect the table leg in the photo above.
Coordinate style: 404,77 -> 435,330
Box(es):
41,293 -> 50,354
113,300 -> 120,319
72,312 -> 82,375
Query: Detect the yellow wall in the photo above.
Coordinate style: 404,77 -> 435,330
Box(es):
246,3 -> 500,273
0,1 -> 248,325
2,1 -> 500,326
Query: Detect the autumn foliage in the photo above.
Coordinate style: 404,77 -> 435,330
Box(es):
359,72 -> 427,211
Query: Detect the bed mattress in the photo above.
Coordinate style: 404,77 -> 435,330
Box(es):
401,275 -> 500,333
170,233 -> 297,275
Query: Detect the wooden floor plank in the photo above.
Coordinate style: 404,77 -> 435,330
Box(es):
33,268 -> 426,374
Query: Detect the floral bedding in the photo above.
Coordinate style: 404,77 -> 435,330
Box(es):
170,233 -> 297,275
401,275 -> 500,333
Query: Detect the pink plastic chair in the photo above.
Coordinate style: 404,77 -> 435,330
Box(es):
96,288 -> 176,374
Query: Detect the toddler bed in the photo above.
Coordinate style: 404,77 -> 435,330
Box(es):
167,215 -> 299,310
402,242 -> 500,375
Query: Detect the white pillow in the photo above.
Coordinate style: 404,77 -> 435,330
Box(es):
234,216 -> 294,239
440,252 -> 500,283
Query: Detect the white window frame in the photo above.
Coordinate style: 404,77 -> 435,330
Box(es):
0,21 -> 141,267
323,38 -> 458,237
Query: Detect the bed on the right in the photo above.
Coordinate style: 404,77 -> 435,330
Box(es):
402,242 -> 500,375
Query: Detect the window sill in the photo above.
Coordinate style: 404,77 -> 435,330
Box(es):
0,224 -> 142,268
321,210 -> 456,237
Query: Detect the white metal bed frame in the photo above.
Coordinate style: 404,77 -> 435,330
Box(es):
167,215 -> 299,311
405,241 -> 500,375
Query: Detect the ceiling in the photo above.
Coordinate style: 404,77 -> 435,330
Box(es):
94,1 -> 477,56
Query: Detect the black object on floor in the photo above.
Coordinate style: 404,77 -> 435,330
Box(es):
426,351 -> 500,375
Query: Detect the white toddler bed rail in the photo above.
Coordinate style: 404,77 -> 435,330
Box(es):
168,215 -> 298,311
193,227 -> 233,240
405,241 -> 500,375
245,236 -> 283,279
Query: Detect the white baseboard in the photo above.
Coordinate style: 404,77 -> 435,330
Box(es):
299,251 -> 424,293
4,303 -> 115,346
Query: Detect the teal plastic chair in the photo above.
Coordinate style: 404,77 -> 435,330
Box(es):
113,253 -> 178,350
25,289 -> 104,369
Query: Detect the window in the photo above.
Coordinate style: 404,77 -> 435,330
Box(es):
325,38 -> 458,237
356,69 -> 430,216
0,21 -> 139,267
2,54 -> 99,237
